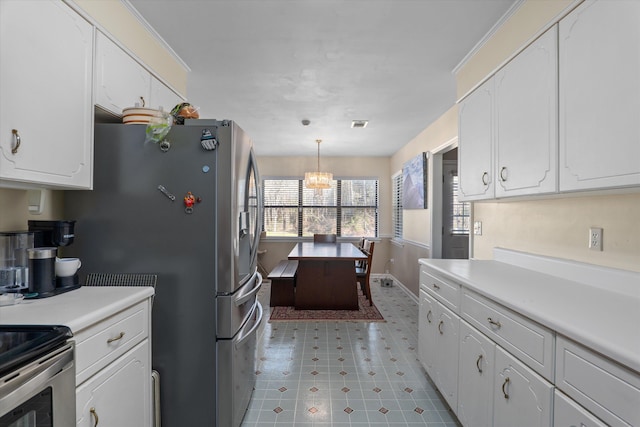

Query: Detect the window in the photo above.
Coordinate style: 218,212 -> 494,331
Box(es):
451,175 -> 470,235
263,178 -> 378,238
392,172 -> 403,239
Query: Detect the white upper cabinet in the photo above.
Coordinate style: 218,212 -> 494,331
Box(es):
95,31 -> 151,115
95,31 -> 184,116
150,76 -> 183,114
495,27 -> 558,197
458,26 -> 558,201
559,0 -> 640,191
0,0 -> 93,189
458,79 -> 494,201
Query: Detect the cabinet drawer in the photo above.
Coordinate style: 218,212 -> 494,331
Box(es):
556,336 -> 640,427
554,390 -> 607,427
420,267 -> 460,312
74,300 -> 150,385
461,290 -> 554,380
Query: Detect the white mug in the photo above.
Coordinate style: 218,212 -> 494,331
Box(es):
55,257 -> 82,277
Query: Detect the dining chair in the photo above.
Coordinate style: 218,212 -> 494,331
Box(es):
356,240 -> 375,305
313,233 -> 337,243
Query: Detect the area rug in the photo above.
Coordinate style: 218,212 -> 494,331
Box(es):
269,292 -> 385,322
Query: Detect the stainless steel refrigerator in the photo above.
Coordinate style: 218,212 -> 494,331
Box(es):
64,120 -> 263,427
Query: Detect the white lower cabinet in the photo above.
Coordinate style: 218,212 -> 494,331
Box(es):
554,390 -> 607,427
76,340 -> 151,427
494,346 -> 553,427
418,289 -> 459,410
73,298 -> 152,426
457,321 -> 495,427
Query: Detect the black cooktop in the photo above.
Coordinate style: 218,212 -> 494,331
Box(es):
0,325 -> 72,377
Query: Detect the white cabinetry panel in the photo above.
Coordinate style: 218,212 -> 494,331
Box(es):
559,0 -> 640,191
554,390 -> 607,427
494,27 -> 558,197
458,79 -> 494,201
76,340 -> 151,427
556,336 -> 640,427
0,0 -> 93,189
494,347 -> 553,427
457,321 -> 495,427
95,31 -> 151,115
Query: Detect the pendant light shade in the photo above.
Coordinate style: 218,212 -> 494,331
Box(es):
305,139 -> 333,189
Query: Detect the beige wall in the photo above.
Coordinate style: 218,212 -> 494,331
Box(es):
456,0 -> 576,99
388,106 -> 459,295
455,0 -> 640,272
0,189 -> 64,231
256,155 -> 392,275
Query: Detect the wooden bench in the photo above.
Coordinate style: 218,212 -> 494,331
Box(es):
267,260 -> 298,306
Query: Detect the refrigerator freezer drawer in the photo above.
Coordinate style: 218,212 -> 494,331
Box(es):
217,301 -> 263,427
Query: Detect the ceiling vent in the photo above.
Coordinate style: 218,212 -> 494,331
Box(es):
351,120 -> 368,128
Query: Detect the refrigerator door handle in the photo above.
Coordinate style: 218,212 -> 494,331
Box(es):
234,271 -> 262,306
235,302 -> 263,350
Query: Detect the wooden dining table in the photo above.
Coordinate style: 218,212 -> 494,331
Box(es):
288,242 -> 367,310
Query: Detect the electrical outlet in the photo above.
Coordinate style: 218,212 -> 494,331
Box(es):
474,221 -> 483,236
589,227 -> 603,251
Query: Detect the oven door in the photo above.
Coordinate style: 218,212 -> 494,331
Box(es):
0,343 -> 75,427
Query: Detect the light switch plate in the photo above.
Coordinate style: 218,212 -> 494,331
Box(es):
474,221 -> 483,236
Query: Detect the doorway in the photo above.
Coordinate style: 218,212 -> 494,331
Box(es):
441,152 -> 469,259
430,142 -> 470,259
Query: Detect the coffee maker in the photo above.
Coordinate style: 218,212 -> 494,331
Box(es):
28,220 -> 81,296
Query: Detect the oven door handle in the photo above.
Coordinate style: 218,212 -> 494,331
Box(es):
234,271 -> 262,307
235,302 -> 263,349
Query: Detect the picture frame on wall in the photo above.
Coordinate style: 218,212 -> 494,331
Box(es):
402,152 -> 428,209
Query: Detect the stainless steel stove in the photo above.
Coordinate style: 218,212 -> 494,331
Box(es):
0,325 -> 75,427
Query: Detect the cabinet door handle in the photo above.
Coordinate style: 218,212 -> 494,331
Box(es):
476,354 -> 483,374
90,407 -> 99,426
502,377 -> 510,399
107,331 -> 125,344
487,317 -> 502,328
438,320 -> 444,335
11,129 -> 20,154
432,283 -> 440,290
426,310 -> 432,323
500,166 -> 508,182
481,171 -> 489,185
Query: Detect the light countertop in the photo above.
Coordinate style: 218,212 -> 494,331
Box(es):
0,286 -> 154,334
419,258 -> 640,374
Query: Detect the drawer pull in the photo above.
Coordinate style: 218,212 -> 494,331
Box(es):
481,171 -> 489,185
438,320 -> 444,335
476,355 -> 483,374
90,407 -> 99,426
487,317 -> 502,328
426,310 -> 432,323
11,129 -> 21,154
432,283 -> 440,290
107,331 -> 125,344
502,377 -> 510,399
500,166 -> 508,182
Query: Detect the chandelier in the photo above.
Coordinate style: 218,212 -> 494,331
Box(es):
304,139 -> 333,189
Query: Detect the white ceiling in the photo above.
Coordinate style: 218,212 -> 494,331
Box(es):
128,0 -> 516,157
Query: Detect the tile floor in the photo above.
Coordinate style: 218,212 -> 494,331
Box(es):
241,278 -> 461,426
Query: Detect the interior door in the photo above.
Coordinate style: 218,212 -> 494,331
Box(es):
442,161 -> 469,259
